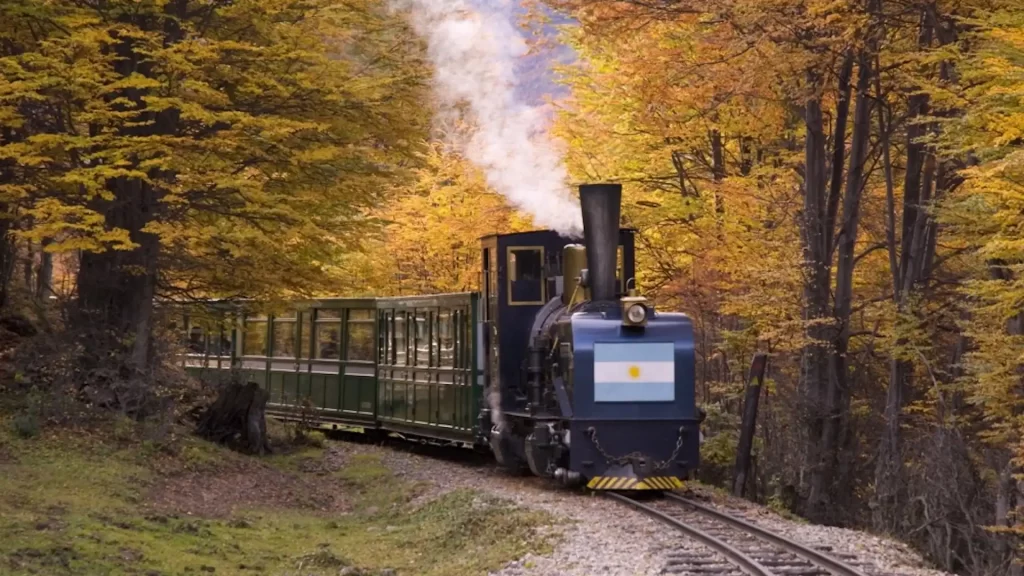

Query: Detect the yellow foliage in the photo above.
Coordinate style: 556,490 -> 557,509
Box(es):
349,142 -> 533,297
0,0 -> 431,301
935,4 -> 1024,543
551,3 -> 811,356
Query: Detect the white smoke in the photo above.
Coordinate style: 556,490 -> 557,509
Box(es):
392,0 -> 584,237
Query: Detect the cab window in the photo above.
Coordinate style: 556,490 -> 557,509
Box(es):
508,247 -> 545,305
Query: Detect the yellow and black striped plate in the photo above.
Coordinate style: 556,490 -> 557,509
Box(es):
586,476 -> 684,490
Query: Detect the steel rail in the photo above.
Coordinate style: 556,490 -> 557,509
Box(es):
665,493 -> 869,576
606,492 -> 774,576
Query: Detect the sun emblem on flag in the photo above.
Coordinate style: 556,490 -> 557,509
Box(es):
628,365 -> 641,379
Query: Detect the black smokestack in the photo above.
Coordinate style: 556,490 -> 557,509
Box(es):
579,183 -> 622,302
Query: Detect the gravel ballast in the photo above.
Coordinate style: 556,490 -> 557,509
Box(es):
327,440 -> 954,576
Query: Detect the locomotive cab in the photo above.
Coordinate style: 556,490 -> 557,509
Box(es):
478,229 -> 636,423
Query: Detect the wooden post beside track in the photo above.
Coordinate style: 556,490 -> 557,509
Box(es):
733,353 -> 768,498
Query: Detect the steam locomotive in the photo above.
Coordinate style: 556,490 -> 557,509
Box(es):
482,183 -> 700,490
182,183 -> 701,491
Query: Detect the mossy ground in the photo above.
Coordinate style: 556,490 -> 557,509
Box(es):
0,413 -> 556,576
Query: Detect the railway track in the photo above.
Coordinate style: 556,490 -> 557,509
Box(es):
608,492 -> 874,576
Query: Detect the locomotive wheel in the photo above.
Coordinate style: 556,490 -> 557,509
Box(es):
500,455 -> 530,476
489,423 -> 531,475
494,435 -> 530,475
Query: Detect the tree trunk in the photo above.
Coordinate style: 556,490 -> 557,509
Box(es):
76,176 -> 160,371
808,48 -> 873,523
874,357 -> 910,530
824,52 -> 855,254
22,239 -> 34,290
1012,476 -> 1023,576
798,51 -> 852,515
711,129 -> 725,217
873,10 -> 944,531
0,121 -> 24,309
799,87 -> 833,516
0,217 -> 15,309
74,4 -> 186,375
196,381 -> 271,455
733,353 -> 768,498
995,462 -> 1014,571
739,136 -> 753,176
35,239 -> 52,301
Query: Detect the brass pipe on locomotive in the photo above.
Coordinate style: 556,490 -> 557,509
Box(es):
526,335 -> 546,414
561,244 -> 588,307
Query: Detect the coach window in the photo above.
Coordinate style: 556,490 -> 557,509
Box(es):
414,311 -> 430,367
298,312 -> 312,359
378,311 -> 390,364
202,315 -> 231,357
429,310 -> 440,367
393,311 -> 408,366
212,320 -> 232,357
242,315 -> 267,357
438,311 -> 454,367
346,309 -> 375,362
508,246 -> 545,305
272,312 -> 297,358
188,324 -> 205,354
316,310 -> 341,359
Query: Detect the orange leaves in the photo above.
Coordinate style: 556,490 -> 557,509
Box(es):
352,142 -> 530,297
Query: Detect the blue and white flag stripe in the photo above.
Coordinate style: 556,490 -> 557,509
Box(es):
593,342 -> 675,403
594,342 -> 674,363
594,362 -> 674,383
595,383 -> 675,402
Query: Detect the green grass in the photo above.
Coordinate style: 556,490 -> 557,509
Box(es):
0,414 -> 557,576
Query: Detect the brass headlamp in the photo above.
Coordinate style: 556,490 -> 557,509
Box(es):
620,280 -> 650,328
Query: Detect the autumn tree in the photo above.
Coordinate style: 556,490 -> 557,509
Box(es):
546,0 -> 1016,568
0,0 -> 429,386
937,4 -> 1024,567
550,0 -> 882,520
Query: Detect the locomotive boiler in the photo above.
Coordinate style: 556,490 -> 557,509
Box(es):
484,183 -> 701,490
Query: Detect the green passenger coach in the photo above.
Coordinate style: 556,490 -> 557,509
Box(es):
181,293 -> 485,446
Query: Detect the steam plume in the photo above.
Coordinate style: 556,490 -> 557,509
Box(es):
392,0 -> 584,237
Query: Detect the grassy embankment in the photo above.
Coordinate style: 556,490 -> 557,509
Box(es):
0,411 -> 556,576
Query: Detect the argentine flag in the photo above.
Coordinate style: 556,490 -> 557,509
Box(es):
594,342 -> 675,402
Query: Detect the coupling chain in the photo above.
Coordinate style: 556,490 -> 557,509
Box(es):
585,426 -> 685,470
